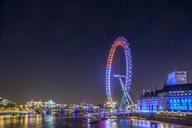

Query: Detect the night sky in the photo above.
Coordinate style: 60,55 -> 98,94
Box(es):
0,0 -> 192,104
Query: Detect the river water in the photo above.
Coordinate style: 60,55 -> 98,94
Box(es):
0,115 -> 191,128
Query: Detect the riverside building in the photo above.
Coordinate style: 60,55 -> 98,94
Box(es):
138,71 -> 192,113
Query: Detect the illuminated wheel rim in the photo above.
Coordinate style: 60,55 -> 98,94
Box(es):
105,37 -> 132,103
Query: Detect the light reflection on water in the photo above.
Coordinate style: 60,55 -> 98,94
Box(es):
0,115 -> 190,128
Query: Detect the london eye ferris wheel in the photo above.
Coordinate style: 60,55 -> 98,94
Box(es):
105,37 -> 133,111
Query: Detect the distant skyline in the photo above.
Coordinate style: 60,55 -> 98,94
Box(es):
0,0 -> 192,104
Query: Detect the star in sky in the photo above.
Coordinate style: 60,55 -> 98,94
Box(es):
102,35 -> 107,40
73,17 -> 78,22
170,19 -> 175,23
40,43 -> 46,48
170,40 -> 175,44
88,48 -> 95,53
71,60 -> 76,64
3,35 -> 7,39
187,0 -> 192,4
